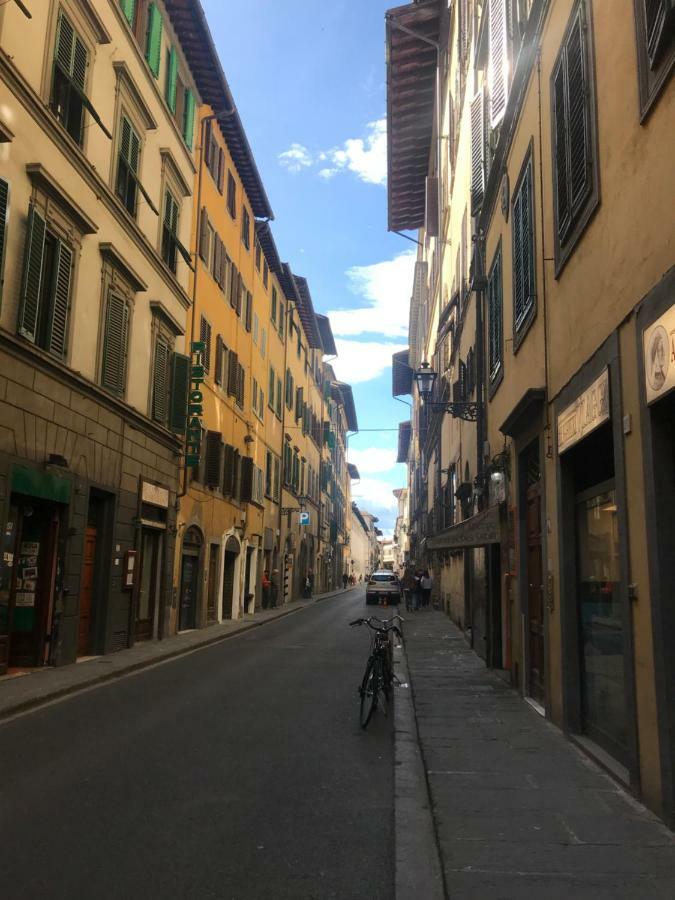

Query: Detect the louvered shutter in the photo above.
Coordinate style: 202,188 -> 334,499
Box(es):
512,186 -> 524,326
232,449 -> 241,499
151,336 -> 169,421
470,89 -> 486,214
236,363 -> 245,407
205,431 -> 223,488
212,235 -> 221,281
199,315 -> 211,373
230,264 -> 238,309
217,148 -> 225,193
0,179 -> 8,292
296,387 -> 304,421
245,291 -> 252,332
102,294 -> 129,395
168,352 -> 189,433
183,89 -> 195,149
220,248 -> 228,291
222,444 -> 234,494
240,457 -> 254,503
228,350 -> 239,396
488,0 -> 509,127
48,241 -> 73,358
145,4 -> 162,78
488,248 -> 503,379
425,176 -> 439,237
120,0 -> 136,27
204,120 -> 212,169
18,204 -> 46,342
215,335 -> 223,386
552,61 -> 570,238
199,208 -> 209,261
165,46 -> 178,112
645,0 -> 673,66
566,11 -> 591,222
236,276 -> 242,316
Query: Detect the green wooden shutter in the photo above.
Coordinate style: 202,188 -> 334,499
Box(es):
47,241 -> 73,358
18,205 -> 46,342
183,89 -> 195,149
240,457 -> 254,503
169,352 -> 190,434
222,444 -> 235,495
228,350 -> 239,397
204,431 -> 223,488
101,293 -> 129,395
55,12 -> 75,77
0,179 -> 9,302
152,336 -> 170,421
145,3 -> 163,78
120,0 -> 136,27
165,46 -> 178,113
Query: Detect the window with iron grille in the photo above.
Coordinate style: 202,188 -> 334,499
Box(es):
633,0 -> 675,118
511,147 -> 536,343
551,0 -> 599,273
487,241 -> 503,385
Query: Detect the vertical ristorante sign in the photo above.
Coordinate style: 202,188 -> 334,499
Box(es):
186,341 -> 205,467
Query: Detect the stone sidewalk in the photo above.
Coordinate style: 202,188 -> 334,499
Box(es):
0,586 -> 353,721
403,609 -> 675,899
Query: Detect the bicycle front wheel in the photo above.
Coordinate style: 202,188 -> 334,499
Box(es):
359,658 -> 380,729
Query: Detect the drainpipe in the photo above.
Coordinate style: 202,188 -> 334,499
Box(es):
473,228 -> 487,510
277,297 -> 292,586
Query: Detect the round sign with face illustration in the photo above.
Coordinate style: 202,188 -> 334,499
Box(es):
647,325 -> 669,393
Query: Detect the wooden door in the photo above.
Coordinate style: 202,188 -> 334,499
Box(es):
78,527 -> 96,657
179,552 -> 198,631
526,484 -> 545,704
206,545 -> 218,624
136,529 -> 159,641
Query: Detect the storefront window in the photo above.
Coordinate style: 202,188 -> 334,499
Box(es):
576,487 -> 626,756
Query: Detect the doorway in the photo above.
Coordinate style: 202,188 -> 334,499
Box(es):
178,527 -> 202,631
222,535 -> 240,619
523,439 -> 545,706
78,527 -> 97,657
136,528 -> 163,641
206,543 -> 219,624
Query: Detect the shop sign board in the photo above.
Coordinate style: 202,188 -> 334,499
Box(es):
557,368 -> 610,455
186,341 -> 206,467
141,481 -> 169,508
643,303 -> 675,405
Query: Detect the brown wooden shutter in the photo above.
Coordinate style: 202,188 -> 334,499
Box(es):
204,431 -> 223,488
425,176 -> 439,237
18,204 -> 46,342
232,449 -> 241,499
47,240 -> 73,358
152,336 -> 170,421
230,264 -> 238,309
245,291 -> 252,332
470,89 -> 485,214
222,443 -> 235,494
0,179 -> 8,291
239,456 -> 254,502
199,207 -> 210,261
169,352 -> 190,434
295,386 -> 304,421
200,315 -> 211,373
102,293 -> 130,396
215,334 -> 223,385
228,350 -> 239,396
237,363 -> 245,407
217,148 -> 225,192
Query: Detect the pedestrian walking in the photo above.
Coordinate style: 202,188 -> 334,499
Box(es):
261,569 -> 272,609
402,568 -> 415,612
412,570 -> 423,611
421,570 -> 432,608
270,569 -> 279,608
303,569 -> 314,599
342,572 -> 349,590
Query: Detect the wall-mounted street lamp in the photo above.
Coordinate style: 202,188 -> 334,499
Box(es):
413,361 -> 482,423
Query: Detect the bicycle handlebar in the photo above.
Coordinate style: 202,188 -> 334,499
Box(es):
349,616 -> 405,632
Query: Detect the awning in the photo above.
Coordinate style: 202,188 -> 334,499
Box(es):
347,463 -> 360,480
392,348 -> 413,396
397,420 -> 411,463
426,505 -> 502,550
386,0 -> 440,232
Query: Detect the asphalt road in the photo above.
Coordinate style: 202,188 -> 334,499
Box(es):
0,587 -> 394,900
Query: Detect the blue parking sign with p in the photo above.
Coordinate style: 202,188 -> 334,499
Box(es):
299,511 -> 310,526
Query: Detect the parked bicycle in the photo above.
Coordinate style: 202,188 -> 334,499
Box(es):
349,615 -> 404,729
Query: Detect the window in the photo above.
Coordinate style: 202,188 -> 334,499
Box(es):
633,0 -> 675,117
262,260 -> 269,289
488,0 -> 509,128
470,88 -> 486,215
101,291 -> 131,397
199,208 -> 213,266
200,315 -> 212,374
285,368 -> 294,409
17,205 -> 72,358
276,376 -> 282,418
511,148 -> 536,343
161,188 -> 190,274
244,290 -> 252,332
215,334 -> 227,386
255,236 -> 261,271
204,121 -> 224,190
226,350 -> 238,398
116,116 -> 146,217
144,2 -> 162,78
268,366 -> 276,410
50,12 -> 96,146
252,312 -> 259,345
226,171 -> 236,218
260,327 -> 267,359
551,0 -> 599,272
271,286 -> 277,326
151,333 -> 171,422
487,242 -> 504,386
241,207 -> 251,250
278,301 -> 285,339
295,386 -> 304,422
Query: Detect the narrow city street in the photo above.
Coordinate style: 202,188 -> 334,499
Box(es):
0,590 -> 394,900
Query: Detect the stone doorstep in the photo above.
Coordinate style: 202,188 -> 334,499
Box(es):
0,586 -> 353,721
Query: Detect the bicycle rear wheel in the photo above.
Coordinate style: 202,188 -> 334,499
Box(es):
359,658 -> 380,729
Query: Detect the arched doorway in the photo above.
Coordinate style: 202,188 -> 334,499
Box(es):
222,534 -> 240,620
179,527 -> 203,631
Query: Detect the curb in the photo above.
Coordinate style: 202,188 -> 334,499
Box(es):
0,588 -> 353,722
394,637 -> 446,900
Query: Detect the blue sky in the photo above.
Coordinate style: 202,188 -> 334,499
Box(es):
203,0 -> 412,533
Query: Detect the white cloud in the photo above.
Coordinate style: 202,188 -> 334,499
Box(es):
323,118 -> 387,186
327,250 -> 416,339
278,143 -> 312,173
330,338 -> 406,384
278,119 -> 387,186
351,477 -> 399,511
348,447 -> 398,474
